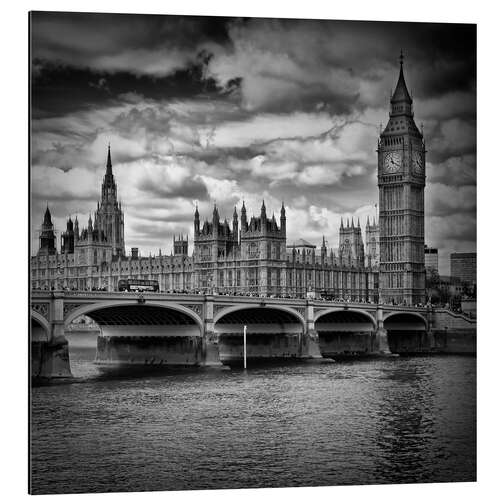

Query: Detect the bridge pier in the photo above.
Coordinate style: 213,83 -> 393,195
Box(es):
304,302 -> 323,359
375,307 -> 391,355
201,297 -> 223,367
426,305 -> 436,350
32,293 -> 72,380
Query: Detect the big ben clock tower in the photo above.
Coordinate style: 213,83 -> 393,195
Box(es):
378,52 -> 426,305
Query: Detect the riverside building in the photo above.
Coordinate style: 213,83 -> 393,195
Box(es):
30,147 -> 380,301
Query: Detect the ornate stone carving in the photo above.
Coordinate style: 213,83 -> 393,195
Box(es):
186,303 -> 202,317
292,307 -> 306,319
213,304 -> 228,317
32,302 -> 49,320
63,302 -> 86,317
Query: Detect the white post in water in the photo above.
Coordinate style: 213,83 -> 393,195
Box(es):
243,324 -> 247,369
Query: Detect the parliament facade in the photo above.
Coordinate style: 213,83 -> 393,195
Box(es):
31,56 -> 426,305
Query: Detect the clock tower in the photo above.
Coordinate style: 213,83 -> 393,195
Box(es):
377,52 -> 426,305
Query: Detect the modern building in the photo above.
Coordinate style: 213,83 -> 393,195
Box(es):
378,51 -> 426,305
424,245 -> 439,275
450,252 -> 476,285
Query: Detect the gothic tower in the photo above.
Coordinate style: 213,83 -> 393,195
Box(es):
38,205 -> 57,256
173,234 -> 188,256
378,52 -> 426,305
61,217 -> 75,254
95,145 -> 125,256
339,217 -> 365,268
365,216 -> 379,267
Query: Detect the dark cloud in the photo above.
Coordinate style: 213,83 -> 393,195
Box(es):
428,155 -> 476,187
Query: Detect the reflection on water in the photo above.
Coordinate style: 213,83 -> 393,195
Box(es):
30,333 -> 476,494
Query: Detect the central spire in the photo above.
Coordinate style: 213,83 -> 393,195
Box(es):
102,143 -> 117,195
106,143 -> 113,178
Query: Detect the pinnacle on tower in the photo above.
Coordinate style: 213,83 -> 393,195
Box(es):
102,143 -> 117,195
43,205 -> 52,226
391,49 -> 412,105
340,216 -> 344,229
106,143 -> 113,175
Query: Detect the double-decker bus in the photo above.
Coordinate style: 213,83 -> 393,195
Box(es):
117,279 -> 159,292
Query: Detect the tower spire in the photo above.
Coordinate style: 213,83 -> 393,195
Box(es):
391,49 -> 412,106
106,143 -> 113,177
43,205 -> 52,226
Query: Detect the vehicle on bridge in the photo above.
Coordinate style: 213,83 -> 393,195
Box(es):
117,279 -> 159,292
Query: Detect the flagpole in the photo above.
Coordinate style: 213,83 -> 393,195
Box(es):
243,325 -> 247,370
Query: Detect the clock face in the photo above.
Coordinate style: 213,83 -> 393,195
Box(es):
412,151 -> 424,174
383,151 -> 402,173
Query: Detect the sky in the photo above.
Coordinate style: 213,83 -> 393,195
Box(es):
30,12 -> 476,274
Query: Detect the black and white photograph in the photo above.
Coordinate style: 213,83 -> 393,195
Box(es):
27,7 -> 478,496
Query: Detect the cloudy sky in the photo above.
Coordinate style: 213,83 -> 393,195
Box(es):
30,12 -> 476,273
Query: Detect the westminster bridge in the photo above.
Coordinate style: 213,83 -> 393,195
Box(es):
30,290 -> 477,378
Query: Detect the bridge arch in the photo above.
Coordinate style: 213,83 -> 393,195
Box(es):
383,312 -> 427,354
64,300 -> 205,367
31,311 -> 50,342
383,311 -> 427,330
64,300 -> 204,333
214,304 -> 305,365
314,308 -> 377,328
314,308 -> 376,358
214,304 -> 306,330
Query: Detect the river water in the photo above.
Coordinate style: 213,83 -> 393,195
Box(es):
30,336 -> 476,494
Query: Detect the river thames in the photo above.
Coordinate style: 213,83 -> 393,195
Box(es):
30,337 -> 476,494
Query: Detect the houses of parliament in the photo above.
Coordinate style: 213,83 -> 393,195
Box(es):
31,55 -> 426,305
